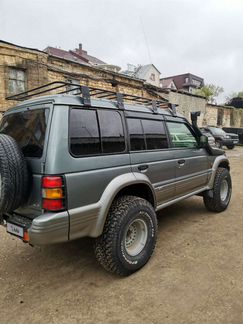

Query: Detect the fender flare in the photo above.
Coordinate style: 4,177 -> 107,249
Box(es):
90,172 -> 155,237
207,155 -> 230,189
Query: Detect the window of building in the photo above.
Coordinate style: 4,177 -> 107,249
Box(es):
192,79 -> 201,87
166,122 -> 198,148
127,118 -> 168,151
69,109 -> 125,156
150,73 -> 155,81
8,68 -> 26,95
185,77 -> 189,83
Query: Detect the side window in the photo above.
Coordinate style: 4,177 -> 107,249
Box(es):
98,110 -> 125,153
69,109 -> 125,156
166,122 -> 198,148
127,118 -> 168,151
142,119 -> 168,150
127,118 -> 146,151
70,109 -> 101,156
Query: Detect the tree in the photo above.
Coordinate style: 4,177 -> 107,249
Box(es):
194,84 -> 224,104
225,91 -> 243,103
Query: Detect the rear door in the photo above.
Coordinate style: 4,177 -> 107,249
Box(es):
166,120 -> 210,197
126,112 -> 176,205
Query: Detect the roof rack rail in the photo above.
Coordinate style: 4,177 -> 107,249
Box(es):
6,81 -> 176,114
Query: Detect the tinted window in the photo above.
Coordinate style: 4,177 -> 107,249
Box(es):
70,109 -> 101,155
98,110 -> 125,153
0,109 -> 49,158
127,118 -> 145,151
166,122 -> 198,148
70,109 -> 125,156
142,119 -> 168,150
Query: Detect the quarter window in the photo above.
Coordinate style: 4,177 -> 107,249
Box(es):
69,109 -> 125,156
166,122 -> 198,148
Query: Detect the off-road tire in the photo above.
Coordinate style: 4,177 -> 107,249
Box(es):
94,195 -> 158,276
226,144 -> 234,150
0,134 -> 29,213
203,167 -> 232,212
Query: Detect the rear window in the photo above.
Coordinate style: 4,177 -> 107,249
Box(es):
0,109 -> 49,158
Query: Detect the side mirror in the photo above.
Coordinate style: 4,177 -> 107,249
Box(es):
200,135 -> 208,148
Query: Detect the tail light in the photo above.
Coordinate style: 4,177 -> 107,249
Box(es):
42,176 -> 65,211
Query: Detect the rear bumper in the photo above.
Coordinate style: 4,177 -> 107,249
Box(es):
2,211 -> 69,246
29,211 -> 69,245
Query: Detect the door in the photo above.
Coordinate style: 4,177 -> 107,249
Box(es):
166,121 -> 210,197
126,113 -> 176,205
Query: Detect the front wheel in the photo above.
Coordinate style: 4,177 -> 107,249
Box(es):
226,144 -> 234,150
203,167 -> 232,212
94,195 -> 158,276
215,140 -> 222,148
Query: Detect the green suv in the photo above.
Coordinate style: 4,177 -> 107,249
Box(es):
0,82 -> 232,275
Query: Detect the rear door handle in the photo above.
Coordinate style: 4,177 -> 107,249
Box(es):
138,164 -> 148,171
178,159 -> 186,165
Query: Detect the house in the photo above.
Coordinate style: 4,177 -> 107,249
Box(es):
122,64 -> 161,87
44,43 -> 121,73
160,73 -> 204,93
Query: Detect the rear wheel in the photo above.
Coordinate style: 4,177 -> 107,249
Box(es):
94,195 -> 158,276
203,167 -> 232,212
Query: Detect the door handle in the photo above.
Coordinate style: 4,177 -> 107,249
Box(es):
138,164 -> 148,171
177,159 -> 186,165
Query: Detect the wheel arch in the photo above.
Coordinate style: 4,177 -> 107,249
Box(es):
91,173 -> 156,237
208,155 -> 230,189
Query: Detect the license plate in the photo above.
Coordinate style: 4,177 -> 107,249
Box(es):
6,223 -> 24,238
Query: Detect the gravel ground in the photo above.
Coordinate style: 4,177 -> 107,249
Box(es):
0,147 -> 242,323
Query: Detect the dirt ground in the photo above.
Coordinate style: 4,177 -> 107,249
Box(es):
0,147 -> 242,324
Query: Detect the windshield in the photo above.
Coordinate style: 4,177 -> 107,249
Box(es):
0,108 -> 49,158
209,127 -> 226,136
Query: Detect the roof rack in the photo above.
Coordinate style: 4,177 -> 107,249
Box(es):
6,81 -> 176,114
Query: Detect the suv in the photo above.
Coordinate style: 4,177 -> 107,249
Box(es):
0,82 -> 232,276
201,126 -> 235,149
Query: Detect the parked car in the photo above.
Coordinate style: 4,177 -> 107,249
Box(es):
0,82 -> 232,276
224,132 -> 239,145
200,129 -> 216,147
201,126 -> 235,149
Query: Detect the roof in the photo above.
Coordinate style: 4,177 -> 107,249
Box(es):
135,64 -> 161,79
44,44 -> 106,66
160,73 -> 204,90
0,39 -> 47,55
4,94 -> 184,119
44,47 -> 90,65
160,78 -> 177,89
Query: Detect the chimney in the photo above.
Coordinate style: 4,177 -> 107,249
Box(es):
78,43 -> 82,52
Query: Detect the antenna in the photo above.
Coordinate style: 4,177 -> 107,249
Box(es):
140,16 -> 152,63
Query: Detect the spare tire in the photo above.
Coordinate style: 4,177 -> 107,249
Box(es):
0,134 -> 29,213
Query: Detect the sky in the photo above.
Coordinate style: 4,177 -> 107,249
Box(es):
0,0 -> 242,103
